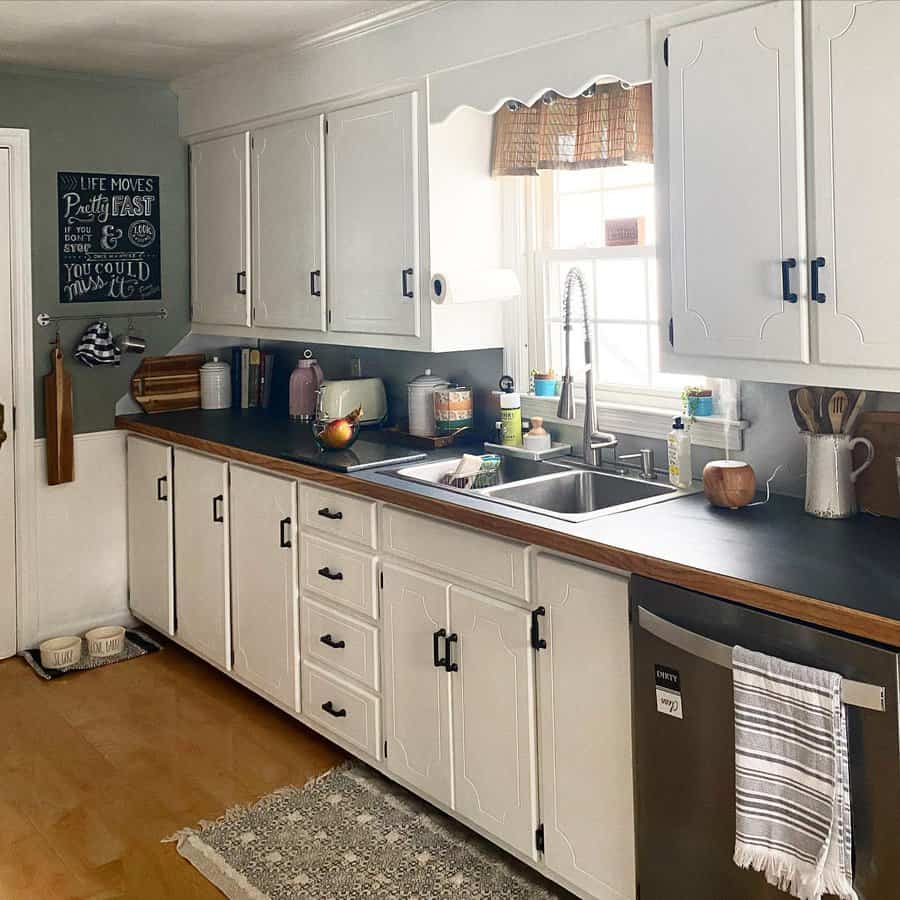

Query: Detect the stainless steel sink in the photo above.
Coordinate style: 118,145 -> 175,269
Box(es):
392,455 -> 566,488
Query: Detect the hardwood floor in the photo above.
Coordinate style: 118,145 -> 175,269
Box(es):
0,640 -> 345,899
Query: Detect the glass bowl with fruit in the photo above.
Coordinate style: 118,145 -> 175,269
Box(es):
312,405 -> 363,451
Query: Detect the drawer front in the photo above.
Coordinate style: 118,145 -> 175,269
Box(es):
302,662 -> 382,761
300,483 -> 376,549
300,533 -> 378,619
301,595 -> 380,691
381,505 -> 528,599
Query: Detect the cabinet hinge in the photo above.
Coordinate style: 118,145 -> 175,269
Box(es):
663,36 -> 669,67
668,316 -> 674,347
535,824 -> 545,853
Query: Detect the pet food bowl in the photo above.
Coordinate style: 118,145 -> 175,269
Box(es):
39,635 -> 82,669
85,625 -> 126,658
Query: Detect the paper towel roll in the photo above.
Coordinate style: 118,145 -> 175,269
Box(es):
430,268 -> 521,305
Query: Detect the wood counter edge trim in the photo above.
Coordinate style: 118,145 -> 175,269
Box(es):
116,417 -> 900,647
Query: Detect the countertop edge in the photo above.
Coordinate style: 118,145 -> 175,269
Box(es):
116,416 -> 900,648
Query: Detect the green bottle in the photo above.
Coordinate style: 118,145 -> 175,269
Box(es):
498,375 -> 523,447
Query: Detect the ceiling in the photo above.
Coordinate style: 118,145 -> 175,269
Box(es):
0,0 -> 424,81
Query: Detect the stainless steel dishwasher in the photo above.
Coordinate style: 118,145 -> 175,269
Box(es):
631,576 -> 900,900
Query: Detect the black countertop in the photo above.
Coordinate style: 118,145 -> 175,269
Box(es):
120,409 -> 900,643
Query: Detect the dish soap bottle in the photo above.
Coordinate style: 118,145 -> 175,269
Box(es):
667,416 -> 692,489
498,375 -> 523,447
523,416 -> 551,452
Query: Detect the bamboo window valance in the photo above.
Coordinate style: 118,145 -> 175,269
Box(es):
490,82 -> 653,176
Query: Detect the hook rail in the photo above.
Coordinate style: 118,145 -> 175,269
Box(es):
36,308 -> 168,328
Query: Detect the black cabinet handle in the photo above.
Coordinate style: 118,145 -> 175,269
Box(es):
531,606 -> 547,650
320,633 -> 346,650
433,628 -> 447,668
444,632 -> 459,672
310,269 -> 321,297
212,494 -> 224,522
780,258 -> 797,303
317,507 -> 343,521
279,517 -> 292,548
401,267 -> 414,299
157,475 -> 168,501
810,257 -> 826,303
321,700 -> 347,718
318,566 -> 344,581
236,270 -> 247,295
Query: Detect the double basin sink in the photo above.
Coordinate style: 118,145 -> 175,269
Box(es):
391,454 -> 688,522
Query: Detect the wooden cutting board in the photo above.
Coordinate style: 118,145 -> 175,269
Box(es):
44,345 -> 74,485
853,411 -> 900,517
130,354 -> 204,414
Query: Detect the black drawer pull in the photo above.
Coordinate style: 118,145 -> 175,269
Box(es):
401,267 -> 414,299
444,632 -> 458,672
310,269 -> 321,297
157,475 -> 168,501
531,606 -> 547,650
317,507 -> 343,521
318,566 -> 343,581
433,628 -> 447,668
320,633 -> 346,650
279,517 -> 292,548
236,270 -> 247,295
810,256 -> 826,303
780,258 -> 797,303
212,494 -> 224,522
321,700 -> 347,718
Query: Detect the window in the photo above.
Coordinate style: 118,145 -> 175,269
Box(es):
527,163 -> 700,404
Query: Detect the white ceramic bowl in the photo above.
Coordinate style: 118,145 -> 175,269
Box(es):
84,625 -> 126,658
39,635 -> 82,669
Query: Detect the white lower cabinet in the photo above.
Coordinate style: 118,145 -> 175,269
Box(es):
230,465 -> 299,711
173,449 -> 231,668
126,436 -> 174,635
535,554 -> 635,900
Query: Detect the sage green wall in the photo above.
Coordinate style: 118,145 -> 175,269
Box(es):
0,66 -> 189,436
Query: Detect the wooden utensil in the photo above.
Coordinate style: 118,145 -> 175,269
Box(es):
794,388 -> 819,433
130,354 -> 204,413
852,411 -> 900,517
828,390 -> 849,434
843,390 -> 866,435
43,343 -> 74,485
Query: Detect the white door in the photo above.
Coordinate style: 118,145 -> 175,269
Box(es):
382,564 -> 453,807
251,116 -> 326,331
326,93 -> 420,337
450,586 -> 538,859
0,149 -> 15,659
230,465 -> 299,710
668,0 -> 807,362
126,436 -> 174,635
808,0 -> 900,368
191,132 -> 251,326
535,555 -> 636,900
173,448 -> 230,668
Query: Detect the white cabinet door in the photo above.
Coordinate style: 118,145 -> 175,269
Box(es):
382,564 -> 453,807
173,449 -> 230,669
126,436 -> 174,635
326,93 -> 420,337
668,0 -> 807,362
450,586 -> 537,859
190,132 -> 251,326
535,555 -> 635,900
809,0 -> 900,368
230,465 -> 299,710
251,116 -> 326,331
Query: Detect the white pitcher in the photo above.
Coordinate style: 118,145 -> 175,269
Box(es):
804,433 -> 874,518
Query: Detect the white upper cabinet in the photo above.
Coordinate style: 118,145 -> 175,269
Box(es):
326,93 -> 420,337
190,132 -> 251,327
251,116 -> 326,331
808,0 -> 900,369
668,0 -> 807,363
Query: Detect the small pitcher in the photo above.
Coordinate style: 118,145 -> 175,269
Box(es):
804,433 -> 874,518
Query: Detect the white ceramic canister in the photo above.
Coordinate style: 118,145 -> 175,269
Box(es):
200,356 -> 232,410
407,369 -> 449,437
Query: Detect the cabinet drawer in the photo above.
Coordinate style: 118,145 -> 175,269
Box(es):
301,595 -> 380,691
301,662 -> 382,761
381,505 -> 528,599
300,533 -> 378,619
300,483 -> 376,549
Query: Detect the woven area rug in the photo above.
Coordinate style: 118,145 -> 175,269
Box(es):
20,629 -> 162,680
167,764 -> 558,899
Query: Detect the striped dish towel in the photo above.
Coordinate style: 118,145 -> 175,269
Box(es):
74,320 -> 120,367
733,646 -> 858,900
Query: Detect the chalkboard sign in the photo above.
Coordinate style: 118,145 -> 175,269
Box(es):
58,171 -> 161,303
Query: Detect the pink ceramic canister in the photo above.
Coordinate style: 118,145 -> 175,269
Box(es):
289,351 -> 325,421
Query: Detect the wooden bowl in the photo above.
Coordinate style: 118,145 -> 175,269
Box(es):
39,635 -> 82,669
703,460 -> 756,509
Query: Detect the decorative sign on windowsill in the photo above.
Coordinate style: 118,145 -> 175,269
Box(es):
57,172 -> 161,303
605,216 -> 646,247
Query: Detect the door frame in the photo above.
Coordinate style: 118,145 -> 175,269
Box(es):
0,128 -> 36,654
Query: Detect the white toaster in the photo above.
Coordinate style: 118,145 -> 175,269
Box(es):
317,378 -> 388,425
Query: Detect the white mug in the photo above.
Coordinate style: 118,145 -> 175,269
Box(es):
804,433 -> 874,519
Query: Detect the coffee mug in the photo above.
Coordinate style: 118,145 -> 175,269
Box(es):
115,332 -> 146,354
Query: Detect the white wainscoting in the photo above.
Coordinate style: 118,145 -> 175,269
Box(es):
26,429 -> 134,647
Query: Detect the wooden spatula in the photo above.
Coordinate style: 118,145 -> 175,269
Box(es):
828,390 -> 848,434
44,343 -> 74,485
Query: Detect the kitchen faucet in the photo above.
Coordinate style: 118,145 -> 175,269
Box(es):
556,267 -> 618,467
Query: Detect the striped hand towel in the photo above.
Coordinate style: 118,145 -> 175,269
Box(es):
74,320 -> 120,367
733,646 -> 857,900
